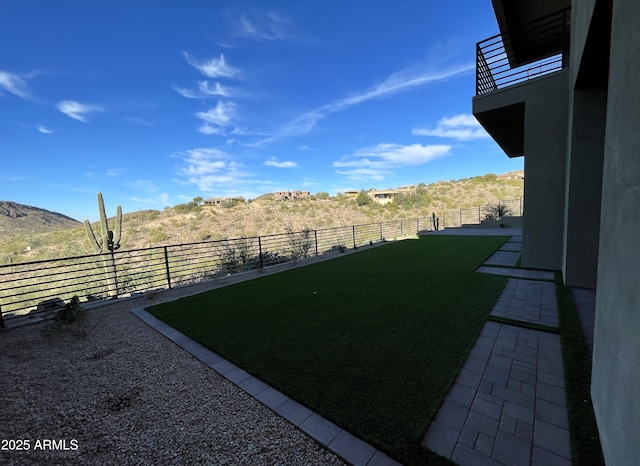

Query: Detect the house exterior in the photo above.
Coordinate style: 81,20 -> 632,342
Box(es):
272,190 -> 311,201
203,197 -> 245,206
369,186 -> 418,205
473,1 -> 639,463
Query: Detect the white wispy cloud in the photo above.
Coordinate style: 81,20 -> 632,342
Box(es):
106,168 -> 126,176
195,101 -> 235,127
176,148 -> 252,192
198,123 -> 225,135
173,81 -> 234,99
412,114 -> 489,140
56,100 -> 104,122
127,179 -> 170,206
37,125 -> 53,134
130,195 -> 169,206
264,157 -> 298,168
0,70 -> 30,99
299,144 -> 310,150
183,52 -> 241,79
333,143 -> 451,182
235,11 -> 289,40
253,61 -> 474,146
126,179 -> 160,191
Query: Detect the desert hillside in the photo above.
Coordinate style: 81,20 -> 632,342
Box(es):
0,201 -> 80,236
0,171 -> 523,264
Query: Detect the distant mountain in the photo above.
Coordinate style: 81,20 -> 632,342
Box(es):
0,201 -> 80,236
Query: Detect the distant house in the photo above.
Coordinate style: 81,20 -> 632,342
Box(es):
272,190 -> 311,201
496,172 -> 525,181
343,190 -> 359,199
203,197 -> 245,206
369,186 -> 418,205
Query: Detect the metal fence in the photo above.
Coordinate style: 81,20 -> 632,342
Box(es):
476,8 -> 570,95
0,198 -> 523,327
439,198 -> 523,229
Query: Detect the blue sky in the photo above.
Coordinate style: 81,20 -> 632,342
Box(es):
0,0 -> 522,222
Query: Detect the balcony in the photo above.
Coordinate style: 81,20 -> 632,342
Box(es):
476,7 -> 571,95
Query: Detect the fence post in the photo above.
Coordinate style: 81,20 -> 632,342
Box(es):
352,226 -> 356,249
0,305 -> 4,329
314,230 -> 318,256
258,236 -> 264,269
417,218 -> 419,234
479,206 -> 481,223
400,220 -> 403,237
380,223 -> 383,241
443,213 -> 446,229
460,210 -> 462,226
163,246 -> 172,289
520,197 -> 523,216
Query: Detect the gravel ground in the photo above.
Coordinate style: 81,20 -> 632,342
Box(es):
0,266 -> 348,466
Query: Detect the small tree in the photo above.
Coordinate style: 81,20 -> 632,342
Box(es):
356,190 -> 372,207
315,191 -> 329,200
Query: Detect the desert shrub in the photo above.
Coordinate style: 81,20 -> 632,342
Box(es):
220,238 -> 258,273
259,251 -> 289,267
286,226 -> 314,260
149,229 -> 168,243
356,191 -> 373,207
484,203 -> 512,220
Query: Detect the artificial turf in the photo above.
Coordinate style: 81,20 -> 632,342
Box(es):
148,235 -> 509,465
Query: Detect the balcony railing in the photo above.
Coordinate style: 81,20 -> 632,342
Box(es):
476,7 -> 571,95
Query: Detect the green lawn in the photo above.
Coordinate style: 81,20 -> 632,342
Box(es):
148,236 -> 509,465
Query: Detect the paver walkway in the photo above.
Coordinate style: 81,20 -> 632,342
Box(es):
490,279 -> 559,327
475,267 -> 554,281
424,233 -> 572,465
499,242 -> 522,252
422,322 -> 570,466
483,251 -> 521,267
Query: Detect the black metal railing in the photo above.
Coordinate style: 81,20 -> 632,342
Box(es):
476,8 -> 571,95
0,198 -> 523,327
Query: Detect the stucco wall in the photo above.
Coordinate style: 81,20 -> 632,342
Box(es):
473,71 -> 569,270
562,86 -> 606,287
521,72 -> 569,270
569,0 -> 598,86
591,0 -> 640,464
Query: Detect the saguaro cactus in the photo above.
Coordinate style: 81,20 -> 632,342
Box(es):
432,212 -> 439,231
84,193 -> 122,297
84,192 -> 122,253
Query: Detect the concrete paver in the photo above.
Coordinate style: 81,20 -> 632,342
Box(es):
484,251 -> 521,267
490,278 -> 559,327
476,266 -> 555,281
423,322 -> 571,466
499,242 -> 522,252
